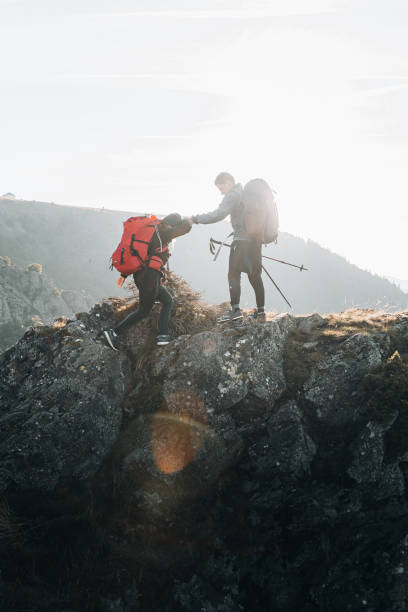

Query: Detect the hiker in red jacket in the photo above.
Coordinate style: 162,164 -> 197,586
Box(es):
104,213 -> 191,351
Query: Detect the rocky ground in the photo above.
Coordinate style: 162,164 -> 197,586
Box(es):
0,275 -> 407,611
0,257 -> 95,351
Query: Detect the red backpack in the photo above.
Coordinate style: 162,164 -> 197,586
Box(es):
111,215 -> 168,277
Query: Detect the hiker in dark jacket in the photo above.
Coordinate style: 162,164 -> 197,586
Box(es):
104,213 -> 191,350
190,172 -> 265,322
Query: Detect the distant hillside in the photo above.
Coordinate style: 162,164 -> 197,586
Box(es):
0,197 -> 406,314
0,198 -> 126,299
171,228 -> 407,313
0,256 -> 94,351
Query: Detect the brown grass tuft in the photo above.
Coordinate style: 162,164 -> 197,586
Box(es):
124,271 -> 223,337
324,308 -> 394,335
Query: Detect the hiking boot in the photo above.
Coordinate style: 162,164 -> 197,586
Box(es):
217,309 -> 243,323
103,329 -> 120,351
247,310 -> 266,321
157,334 -> 171,346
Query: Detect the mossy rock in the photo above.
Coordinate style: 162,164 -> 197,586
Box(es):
364,351 -> 408,461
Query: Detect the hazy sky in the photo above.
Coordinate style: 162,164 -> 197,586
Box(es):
1,0 -> 407,279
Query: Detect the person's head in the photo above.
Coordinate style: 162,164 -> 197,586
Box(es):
214,172 -> 235,195
160,213 -> 182,228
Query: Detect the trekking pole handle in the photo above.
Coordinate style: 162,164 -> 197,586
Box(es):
210,235 -> 232,262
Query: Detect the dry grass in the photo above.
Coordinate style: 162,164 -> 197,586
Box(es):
121,271 -> 280,334
114,272 -> 226,370
322,309 -> 408,359
320,308 -> 401,341
124,271 -> 223,337
166,272 -> 222,336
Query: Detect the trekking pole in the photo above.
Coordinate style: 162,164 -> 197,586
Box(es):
262,264 -> 292,309
210,233 -> 232,262
209,238 -> 307,271
209,238 -> 294,309
262,254 -> 307,272
210,238 -> 230,254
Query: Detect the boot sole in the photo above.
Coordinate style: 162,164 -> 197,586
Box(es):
104,331 -> 119,351
217,316 -> 244,323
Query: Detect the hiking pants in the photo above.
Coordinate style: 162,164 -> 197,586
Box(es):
114,268 -> 172,336
228,239 -> 265,309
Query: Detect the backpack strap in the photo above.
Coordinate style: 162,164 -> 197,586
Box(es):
153,221 -> 163,252
130,237 -> 151,248
129,235 -> 146,268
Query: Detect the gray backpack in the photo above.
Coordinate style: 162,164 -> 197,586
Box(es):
242,178 -> 279,244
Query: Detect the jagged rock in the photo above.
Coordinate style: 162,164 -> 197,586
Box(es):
0,310 -> 129,492
304,333 -> 384,426
376,464 -> 405,500
347,415 -> 405,500
0,294 -> 407,612
153,313 -> 295,412
111,314 -> 295,521
295,312 -> 326,334
267,400 -> 316,478
348,420 -> 391,484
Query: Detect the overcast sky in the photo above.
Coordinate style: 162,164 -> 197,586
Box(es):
1,0 -> 407,279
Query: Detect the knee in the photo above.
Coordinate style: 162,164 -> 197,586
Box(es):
160,289 -> 173,307
248,272 -> 262,286
163,294 -> 173,308
138,299 -> 154,317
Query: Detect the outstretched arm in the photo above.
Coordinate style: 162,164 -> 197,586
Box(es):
191,188 -> 240,225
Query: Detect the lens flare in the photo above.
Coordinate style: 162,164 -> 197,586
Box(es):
151,390 -> 209,474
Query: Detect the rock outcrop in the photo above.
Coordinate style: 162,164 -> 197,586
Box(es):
0,278 -> 407,611
0,257 -> 95,350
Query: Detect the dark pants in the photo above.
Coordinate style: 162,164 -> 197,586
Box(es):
114,268 -> 173,336
228,239 -> 265,309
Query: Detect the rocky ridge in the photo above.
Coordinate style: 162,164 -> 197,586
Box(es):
0,257 -> 95,351
0,277 -> 407,611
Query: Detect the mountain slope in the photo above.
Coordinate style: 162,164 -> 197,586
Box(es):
0,197 -> 406,313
